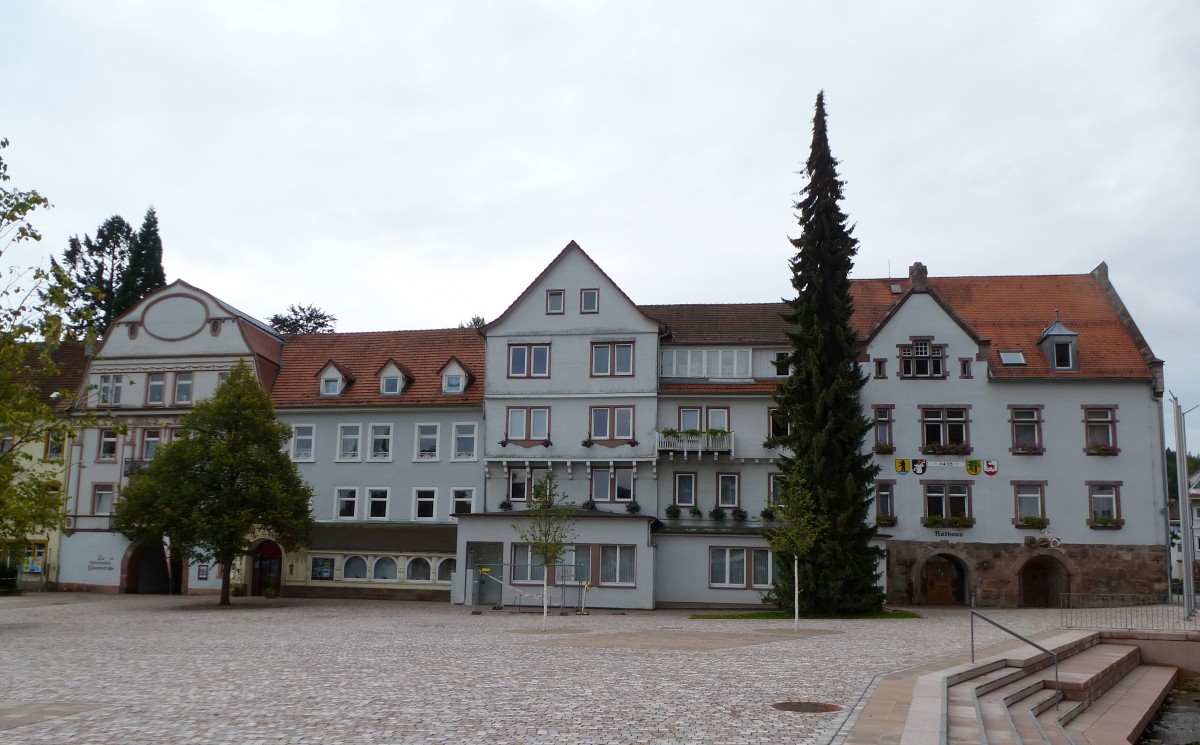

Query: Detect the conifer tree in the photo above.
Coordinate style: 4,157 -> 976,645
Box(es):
765,92 -> 883,614
114,207 -> 166,318
56,215 -> 134,336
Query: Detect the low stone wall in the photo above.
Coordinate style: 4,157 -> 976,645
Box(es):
1100,630 -> 1200,677
885,539 -> 1168,608
283,584 -> 450,602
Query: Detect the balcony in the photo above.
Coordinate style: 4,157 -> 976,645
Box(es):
123,458 -> 150,476
655,430 -> 735,459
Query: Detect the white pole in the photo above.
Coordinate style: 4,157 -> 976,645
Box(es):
1173,394 -> 1195,617
794,556 -> 799,632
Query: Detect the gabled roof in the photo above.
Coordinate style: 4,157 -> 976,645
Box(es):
375,358 -> 415,381
272,328 -> 484,408
486,241 -> 663,332
642,267 -> 1156,383
438,356 -> 477,381
317,360 -> 357,384
18,341 -> 89,409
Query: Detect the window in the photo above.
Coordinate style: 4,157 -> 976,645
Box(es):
899,339 -> 946,378
768,408 -> 789,439
999,350 -> 1026,365
369,424 -> 392,461
873,407 -> 894,450
146,373 -> 165,404
1054,342 -> 1074,370
591,466 -> 634,502
44,431 -> 64,461
1084,407 -> 1117,453
769,474 -> 783,505
580,288 -> 599,314
415,424 -> 439,460
22,541 -> 47,573
660,349 -> 752,379
373,556 -> 398,580
508,344 -> 550,378
599,545 -> 635,585
921,407 -> 969,453
217,371 -> 229,387
546,289 -> 564,314
174,373 -> 193,404
710,547 -> 746,587
98,429 -> 118,461
925,483 -> 970,521
142,429 -> 161,460
717,473 -> 739,508
590,406 -> 634,440
959,358 -> 972,378
337,424 -> 361,461
1088,483 -> 1121,525
381,376 -> 401,395
592,343 -> 634,376
706,408 -> 729,432
93,484 -> 115,515
876,482 -> 895,518
343,556 -> 367,580
452,423 -> 477,460
321,377 -> 340,396
873,359 -> 887,379
437,558 -> 456,582
443,374 -> 463,394
556,545 -> 591,585
367,488 -> 389,519
413,488 -> 436,520
512,544 -> 545,583
452,488 -> 474,515
674,473 -> 696,507
506,407 -> 549,441
508,468 -> 547,502
335,487 -> 358,519
1014,483 -> 1044,521
752,549 -> 774,588
773,352 -> 790,376
98,374 -> 122,405
310,557 -> 335,581
407,557 -> 432,581
291,425 -> 315,461
1010,407 -> 1043,454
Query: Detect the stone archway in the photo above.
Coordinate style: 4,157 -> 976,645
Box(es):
121,541 -> 182,594
1018,554 -> 1070,608
922,553 -> 968,605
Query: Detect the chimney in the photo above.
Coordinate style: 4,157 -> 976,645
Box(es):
909,262 -> 929,292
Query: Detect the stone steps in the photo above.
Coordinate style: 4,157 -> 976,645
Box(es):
899,630 -> 1178,745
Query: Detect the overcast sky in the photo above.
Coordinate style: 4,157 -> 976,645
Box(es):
5,1 -> 1199,449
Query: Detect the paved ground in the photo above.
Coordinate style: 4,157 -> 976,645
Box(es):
0,593 -> 1064,744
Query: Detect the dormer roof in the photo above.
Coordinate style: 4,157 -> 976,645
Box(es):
317,361 -> 357,384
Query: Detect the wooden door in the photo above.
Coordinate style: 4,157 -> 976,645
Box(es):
925,560 -> 955,604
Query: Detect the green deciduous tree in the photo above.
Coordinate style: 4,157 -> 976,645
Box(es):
268,304 -> 337,334
114,207 -> 166,318
0,138 -> 86,548
765,92 -> 883,614
512,471 -> 575,629
114,360 -> 315,605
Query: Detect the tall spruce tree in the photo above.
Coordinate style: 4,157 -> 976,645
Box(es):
56,215 -> 134,336
765,92 -> 883,614
114,207 -> 166,318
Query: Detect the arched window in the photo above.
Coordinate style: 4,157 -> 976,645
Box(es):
343,555 -> 367,579
437,558 -> 456,582
373,556 -> 397,580
406,557 -> 431,581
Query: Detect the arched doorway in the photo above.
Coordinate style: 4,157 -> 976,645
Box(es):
124,542 -> 182,594
251,541 -> 282,596
923,554 -> 967,605
1020,555 -> 1069,608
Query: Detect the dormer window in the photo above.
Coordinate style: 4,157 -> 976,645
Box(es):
1053,342 -> 1073,370
375,360 -> 411,397
317,361 -> 355,397
381,376 -> 401,396
1038,314 -> 1078,372
321,377 -> 341,396
443,374 -> 464,394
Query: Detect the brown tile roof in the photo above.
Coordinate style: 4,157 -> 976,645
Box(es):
643,269 -> 1155,382
19,341 -> 90,408
271,328 -> 484,408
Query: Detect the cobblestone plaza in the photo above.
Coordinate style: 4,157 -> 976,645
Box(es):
0,594 -> 1062,744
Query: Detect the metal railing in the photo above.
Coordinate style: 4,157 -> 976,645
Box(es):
470,562 -> 587,613
970,610 -> 1059,697
1060,593 -> 1200,631
655,431 -> 735,457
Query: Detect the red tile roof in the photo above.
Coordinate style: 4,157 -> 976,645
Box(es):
18,341 -> 89,408
643,269 -> 1156,382
271,328 -> 484,408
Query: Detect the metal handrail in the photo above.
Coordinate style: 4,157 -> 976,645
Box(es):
970,610 -> 1059,697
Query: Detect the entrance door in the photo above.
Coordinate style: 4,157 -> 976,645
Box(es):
924,556 -> 960,605
467,542 -> 504,606
251,541 -> 282,596
1021,556 -> 1067,608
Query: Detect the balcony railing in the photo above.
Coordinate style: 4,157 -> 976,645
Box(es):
655,431 -> 735,457
124,458 -> 150,476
